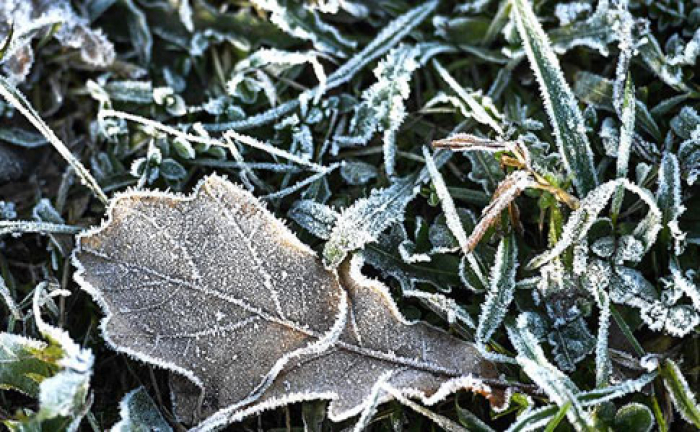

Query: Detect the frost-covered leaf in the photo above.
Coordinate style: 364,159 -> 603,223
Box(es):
614,403 -> 654,432
670,107 -> 700,140
547,318 -> 595,372
0,0 -> 114,83
660,359 -> 700,428
657,153 -> 686,254
507,314 -> 593,431
476,235 -> 518,346
73,175 -> 499,430
324,151 -> 450,268
334,44 -> 421,176
340,160 -> 378,186
3,285 -> 94,431
511,0 -> 598,197
288,200 -> 338,240
113,387 -> 173,432
0,333 -> 56,397
638,29 -> 700,91
251,0 -> 355,57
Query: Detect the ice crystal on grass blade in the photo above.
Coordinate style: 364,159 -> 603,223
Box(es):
252,0 -> 356,57
476,235 -> 518,349
528,179 -> 661,270
73,175 -> 500,430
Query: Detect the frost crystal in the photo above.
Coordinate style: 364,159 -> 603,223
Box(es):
324,151 -> 450,268
555,2 -> 592,26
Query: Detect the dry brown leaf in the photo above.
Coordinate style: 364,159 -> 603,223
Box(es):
464,171 -> 534,253
72,175 -> 500,430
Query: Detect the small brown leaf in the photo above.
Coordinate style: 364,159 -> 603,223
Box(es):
464,171 -> 534,252
72,175 -> 500,430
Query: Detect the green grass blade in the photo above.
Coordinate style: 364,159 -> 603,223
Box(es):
511,0 -> 598,197
660,359 -> 700,428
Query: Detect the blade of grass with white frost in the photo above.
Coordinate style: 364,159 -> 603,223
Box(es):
611,76 -> 635,219
423,146 -> 487,286
381,384 -> 469,432
511,0 -> 598,197
260,163 -> 341,200
432,60 -> 503,135
476,235 -> 518,347
508,315 -> 594,431
0,76 -> 108,204
403,289 -> 476,329
0,221 -> 83,237
201,1 -> 439,132
0,275 -> 21,320
507,373 -> 657,432
594,289 -> 612,387
660,359 -> 700,428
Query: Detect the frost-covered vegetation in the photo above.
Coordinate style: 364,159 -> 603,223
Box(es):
1,0 -> 700,431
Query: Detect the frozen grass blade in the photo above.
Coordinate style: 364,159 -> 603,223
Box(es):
660,359 -> 700,428
424,145 -> 488,287
433,60 -> 503,135
0,221 -> 83,237
611,76 -> 635,220
476,235 -> 518,347
0,275 -> 21,320
508,315 -> 594,432
0,76 -> 108,204
100,109 -> 328,172
511,0 -> 598,197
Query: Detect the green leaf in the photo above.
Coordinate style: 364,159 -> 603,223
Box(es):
112,387 -> 173,432
660,359 -> 700,428
511,0 -> 598,197
323,151 -> 451,268
476,234 -> 518,346
0,333 -> 57,398
614,403 -> 654,432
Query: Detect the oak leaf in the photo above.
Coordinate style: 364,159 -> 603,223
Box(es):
72,175 -> 499,430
